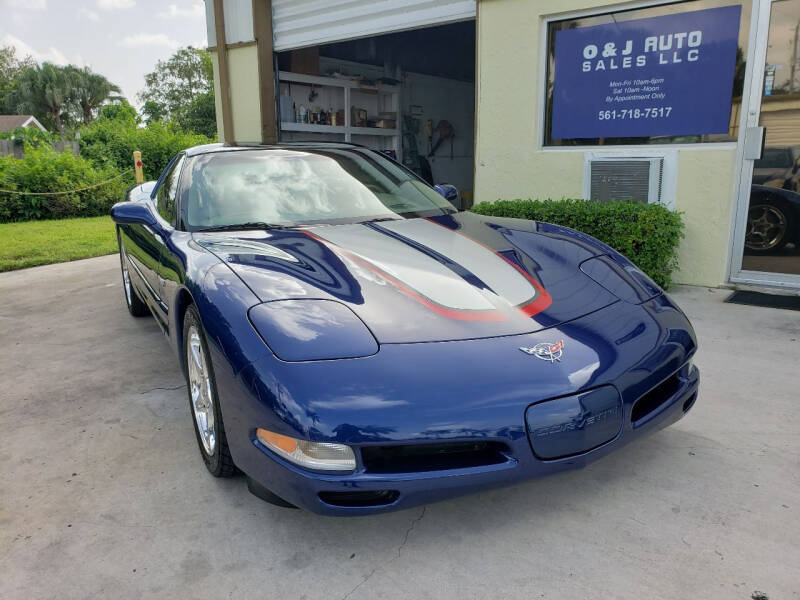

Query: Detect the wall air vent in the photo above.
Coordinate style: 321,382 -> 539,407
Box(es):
583,151 -> 677,210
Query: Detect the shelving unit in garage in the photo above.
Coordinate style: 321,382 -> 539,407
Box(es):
278,70 -> 402,161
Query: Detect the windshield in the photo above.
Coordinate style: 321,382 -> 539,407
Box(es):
180,147 -> 455,230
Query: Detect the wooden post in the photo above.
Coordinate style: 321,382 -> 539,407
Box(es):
253,0 -> 277,144
133,150 -> 143,184
213,0 -> 235,142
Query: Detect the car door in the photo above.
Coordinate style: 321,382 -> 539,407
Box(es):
155,154 -> 192,340
119,159 -> 181,325
148,154 -> 186,331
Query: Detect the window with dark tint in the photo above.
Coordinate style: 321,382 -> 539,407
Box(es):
156,155 -> 185,226
179,147 -> 455,229
755,147 -> 794,169
544,0 -> 750,147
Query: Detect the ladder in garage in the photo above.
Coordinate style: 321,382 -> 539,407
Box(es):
402,114 -> 422,175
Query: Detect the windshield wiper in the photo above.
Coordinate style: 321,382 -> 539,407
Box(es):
197,222 -> 290,232
359,217 -> 402,224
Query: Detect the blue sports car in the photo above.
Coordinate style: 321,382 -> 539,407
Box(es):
111,143 -> 698,515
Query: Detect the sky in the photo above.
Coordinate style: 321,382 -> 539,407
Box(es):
0,0 -> 209,105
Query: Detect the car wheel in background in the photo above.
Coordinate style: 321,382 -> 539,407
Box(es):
745,197 -> 795,254
117,229 -> 150,317
183,305 -> 236,478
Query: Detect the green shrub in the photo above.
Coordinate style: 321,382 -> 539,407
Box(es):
0,144 -> 128,222
470,199 -> 684,289
80,118 -> 213,181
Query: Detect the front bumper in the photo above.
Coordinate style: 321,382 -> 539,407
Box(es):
216,294 -> 698,515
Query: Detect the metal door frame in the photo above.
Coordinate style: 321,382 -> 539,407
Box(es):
728,0 -> 800,289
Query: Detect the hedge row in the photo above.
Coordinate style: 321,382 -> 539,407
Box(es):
79,119 -> 212,181
470,199 -> 684,289
0,119 -> 214,223
0,145 -> 129,222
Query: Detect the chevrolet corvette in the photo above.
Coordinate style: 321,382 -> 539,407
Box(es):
111,142 -> 699,515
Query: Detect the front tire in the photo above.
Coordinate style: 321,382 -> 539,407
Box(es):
117,230 -> 149,317
183,305 -> 236,477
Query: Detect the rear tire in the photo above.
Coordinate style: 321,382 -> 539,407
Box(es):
118,229 -> 149,317
183,305 -> 236,478
745,196 -> 795,254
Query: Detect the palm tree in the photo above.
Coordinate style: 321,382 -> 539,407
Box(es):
7,63 -> 72,134
69,67 -> 121,124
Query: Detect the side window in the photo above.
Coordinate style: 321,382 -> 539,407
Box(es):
156,155 -> 185,226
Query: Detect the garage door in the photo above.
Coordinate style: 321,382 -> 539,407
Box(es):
272,0 -> 476,51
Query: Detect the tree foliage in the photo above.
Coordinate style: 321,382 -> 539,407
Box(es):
68,66 -> 122,124
141,99 -> 166,124
6,63 -> 73,134
0,45 -> 36,110
177,90 -> 217,138
97,98 -> 139,125
138,46 -> 216,137
2,51 -> 122,135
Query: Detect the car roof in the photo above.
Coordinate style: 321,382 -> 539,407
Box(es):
183,141 -> 369,157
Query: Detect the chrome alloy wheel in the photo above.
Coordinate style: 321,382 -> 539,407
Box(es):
120,247 -> 133,306
187,324 -> 216,455
746,204 -> 788,251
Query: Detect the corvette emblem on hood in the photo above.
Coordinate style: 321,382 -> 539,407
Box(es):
520,340 -> 564,362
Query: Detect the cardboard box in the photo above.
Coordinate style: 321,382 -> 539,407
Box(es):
288,47 -> 319,76
351,107 -> 367,127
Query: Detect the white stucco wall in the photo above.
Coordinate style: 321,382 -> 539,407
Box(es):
209,44 -> 263,143
227,45 -> 262,143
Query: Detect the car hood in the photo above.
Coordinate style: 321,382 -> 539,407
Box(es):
194,212 -> 621,344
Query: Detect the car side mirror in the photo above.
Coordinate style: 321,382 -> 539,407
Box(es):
434,183 -> 461,210
111,201 -> 158,227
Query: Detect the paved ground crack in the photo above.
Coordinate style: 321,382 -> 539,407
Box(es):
139,384 -> 185,395
340,567 -> 378,600
397,506 -> 426,558
339,506 -> 427,600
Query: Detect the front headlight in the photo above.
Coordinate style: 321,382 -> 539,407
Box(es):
256,428 -> 356,472
249,299 -> 378,361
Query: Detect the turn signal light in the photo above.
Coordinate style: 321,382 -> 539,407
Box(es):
255,428 -> 356,472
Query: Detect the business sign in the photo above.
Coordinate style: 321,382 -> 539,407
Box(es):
551,6 -> 742,140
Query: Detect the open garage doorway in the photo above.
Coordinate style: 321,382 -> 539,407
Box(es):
275,20 -> 476,208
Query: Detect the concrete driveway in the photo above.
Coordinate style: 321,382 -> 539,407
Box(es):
1,255 -> 798,600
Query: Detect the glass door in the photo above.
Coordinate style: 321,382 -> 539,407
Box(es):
734,0 -> 800,285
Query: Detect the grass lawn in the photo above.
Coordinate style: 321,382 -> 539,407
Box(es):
0,216 -> 117,272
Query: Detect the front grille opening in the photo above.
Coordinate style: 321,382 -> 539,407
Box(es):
682,393 -> 697,413
318,490 -> 399,508
631,372 -> 682,424
361,441 -> 510,474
